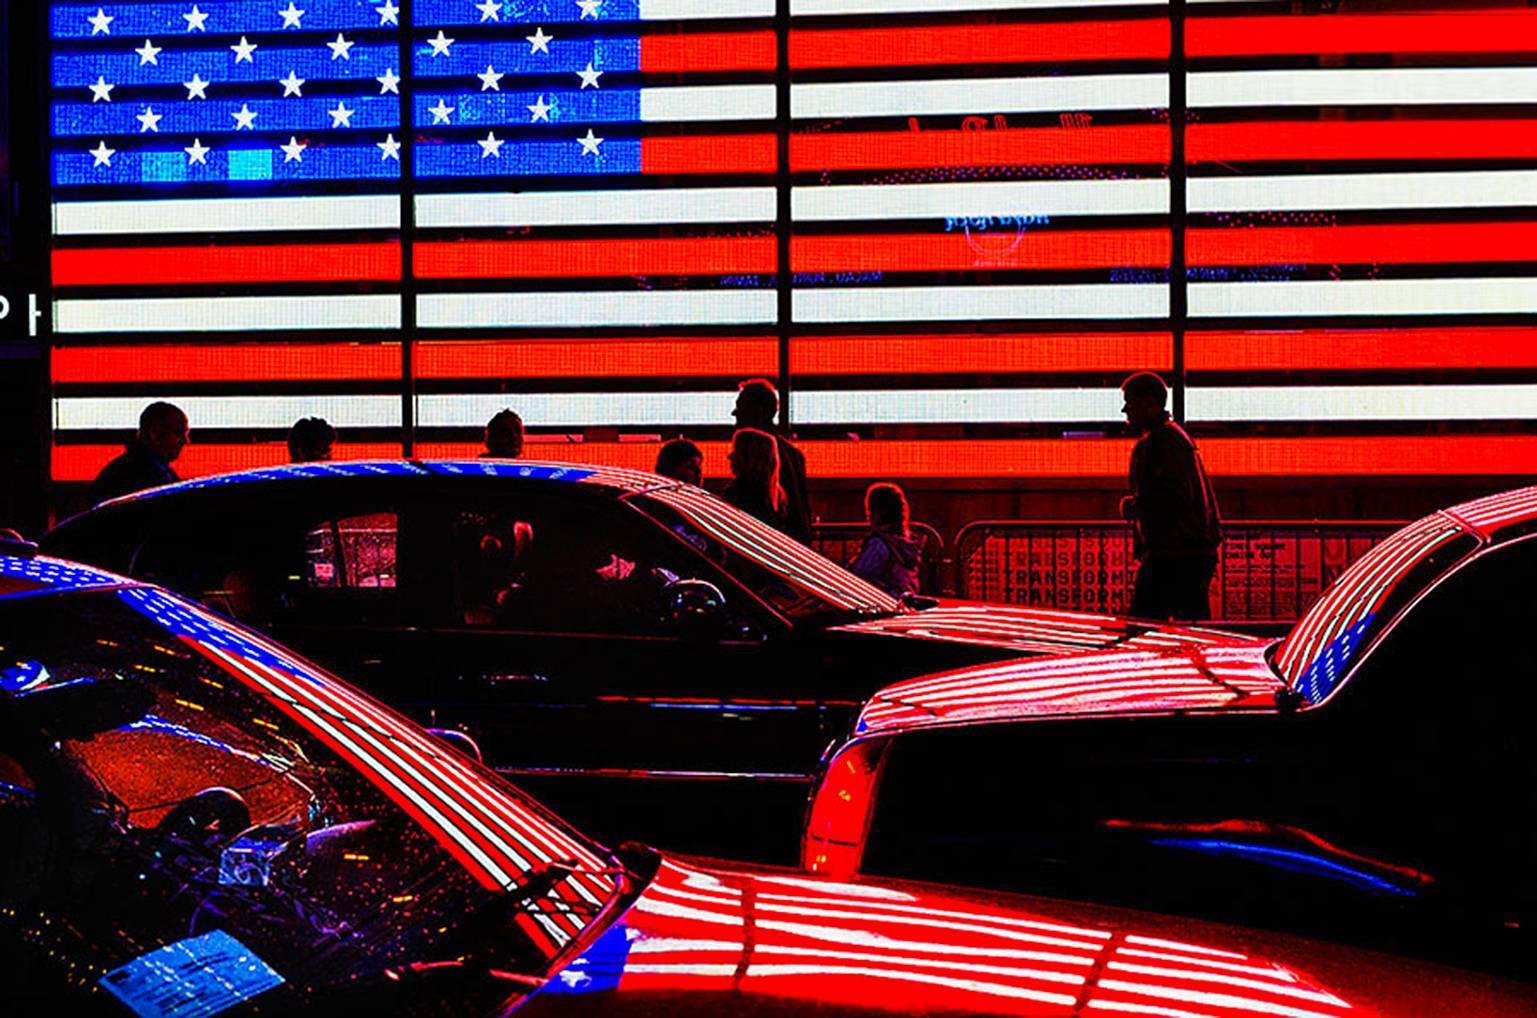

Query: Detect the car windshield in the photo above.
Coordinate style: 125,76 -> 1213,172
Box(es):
0,586 -> 619,1009
631,486 -> 904,623
1273,513 -> 1478,705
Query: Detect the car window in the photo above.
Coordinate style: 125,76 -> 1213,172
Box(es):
304,511 -> 398,590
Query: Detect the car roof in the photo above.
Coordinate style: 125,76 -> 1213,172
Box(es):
1437,484 -> 1537,544
0,551 -> 136,601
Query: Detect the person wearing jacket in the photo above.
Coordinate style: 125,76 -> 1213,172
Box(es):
722,428 -> 791,535
850,482 -> 924,599
87,402 -> 189,507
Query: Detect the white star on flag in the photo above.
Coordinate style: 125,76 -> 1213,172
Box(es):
280,70 -> 305,96
578,128 -> 603,155
184,138 -> 210,165
476,0 -> 501,21
328,101 -> 354,128
478,131 -> 505,158
136,106 -> 163,132
376,68 -> 400,94
136,39 -> 162,65
88,76 -> 115,102
577,62 -> 602,89
375,0 -> 399,24
279,2 -> 305,28
327,33 -> 354,59
526,26 -> 553,54
231,36 -> 258,62
427,30 -> 454,56
281,135 -> 307,163
577,0 -> 602,20
90,141 -> 116,167
184,5 -> 209,31
184,74 -> 210,99
232,103 -> 258,129
478,65 -> 505,91
88,8 -> 114,35
377,133 -> 401,160
527,94 -> 552,122
428,98 -> 455,124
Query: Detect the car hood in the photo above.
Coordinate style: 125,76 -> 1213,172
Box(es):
828,599 -> 1252,657
520,856 -> 1535,1017
855,638 -> 1283,736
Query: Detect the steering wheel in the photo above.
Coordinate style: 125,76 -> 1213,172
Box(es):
154,786 -> 251,848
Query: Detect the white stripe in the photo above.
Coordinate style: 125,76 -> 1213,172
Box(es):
795,179 -> 1167,221
1190,67 -> 1537,109
1189,278 -> 1537,318
793,387 -> 1120,424
1189,170 -> 1537,213
55,394 -> 401,431
416,391 -> 734,428
640,84 -> 775,122
417,187 -> 775,229
54,295 -> 400,334
417,290 -> 776,328
52,195 -> 400,236
796,0 -> 1160,11
792,73 -> 1167,120
641,0 -> 774,16
1189,384 -> 1537,422
795,284 -> 1167,322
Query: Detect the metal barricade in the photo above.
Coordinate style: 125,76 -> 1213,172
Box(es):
812,521 -> 946,596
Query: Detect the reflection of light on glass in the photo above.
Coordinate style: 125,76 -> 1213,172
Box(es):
803,740 -> 887,876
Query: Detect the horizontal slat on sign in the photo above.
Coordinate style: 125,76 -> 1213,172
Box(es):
1189,385 -> 1537,422
417,188 -> 776,229
52,195 -> 401,236
52,444 -> 406,483
56,395 -> 403,431
52,243 -> 403,286
642,0 -> 775,16
1189,68 -> 1537,108
791,126 -> 1170,171
53,343 -> 403,384
795,284 -> 1168,323
788,21 -> 1169,69
1188,12 -> 1537,58
641,134 -> 777,174
794,179 -> 1168,221
793,0 -> 1165,12
637,85 -> 776,123
791,388 -> 1120,424
416,392 -> 734,428
55,295 -> 402,334
1188,223 -> 1537,268
417,237 -> 776,278
1189,170 -> 1537,213
415,338 -> 776,379
1189,278 -> 1537,318
791,333 -> 1172,375
640,31 -> 776,73
1187,328 -> 1537,372
1202,436 -> 1537,477
417,290 -> 777,329
794,230 -> 1169,273
1188,121 -> 1537,164
791,74 -> 1168,120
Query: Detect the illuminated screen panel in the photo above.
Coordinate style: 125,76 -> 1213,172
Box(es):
1185,6 -> 1537,474
47,1 -> 406,472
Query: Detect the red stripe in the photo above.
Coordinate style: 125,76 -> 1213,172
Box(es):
1188,327 -> 1537,372
52,443 -> 403,481
641,134 -> 776,174
791,332 -> 1172,375
53,343 -> 401,383
791,125 -> 1169,171
640,30 -> 775,72
51,243 -> 401,286
790,20 -> 1168,69
417,237 -> 776,278
416,337 -> 776,379
794,230 -> 1169,273
1188,120 -> 1537,164
1188,222 -> 1537,267
1188,12 -> 1537,58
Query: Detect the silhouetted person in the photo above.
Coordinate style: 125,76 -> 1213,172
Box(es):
88,402 -> 189,506
733,379 -> 810,543
722,429 -> 789,534
1119,372 -> 1222,621
287,417 -> 335,463
482,409 -> 524,459
850,482 -> 924,599
655,438 -> 704,487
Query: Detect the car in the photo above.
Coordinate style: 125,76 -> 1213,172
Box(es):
4,549 -> 1535,1017
41,460 -> 1237,859
801,484 -> 1537,980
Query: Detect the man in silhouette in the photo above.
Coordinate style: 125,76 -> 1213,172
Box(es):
655,438 -> 704,487
482,409 -> 524,459
1119,373 -> 1222,621
88,402 -> 189,506
732,379 -> 810,543
287,417 -> 335,463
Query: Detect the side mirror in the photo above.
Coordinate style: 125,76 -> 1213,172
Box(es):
662,578 -> 732,640
427,727 -> 483,763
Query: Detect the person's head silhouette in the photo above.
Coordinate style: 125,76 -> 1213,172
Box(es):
138,402 -> 189,464
287,417 -> 335,463
655,439 -> 703,487
1120,372 -> 1170,435
484,409 -> 524,458
732,378 -> 779,432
